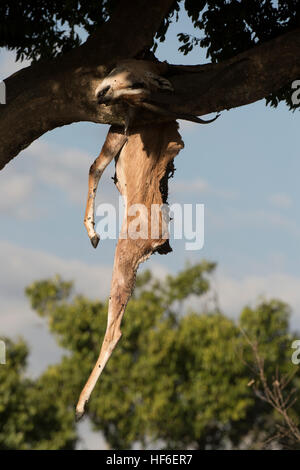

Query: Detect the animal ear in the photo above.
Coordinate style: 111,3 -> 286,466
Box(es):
145,72 -> 174,92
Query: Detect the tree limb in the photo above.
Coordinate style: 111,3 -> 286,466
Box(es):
0,13 -> 299,171
162,27 -> 300,115
0,0 -> 174,170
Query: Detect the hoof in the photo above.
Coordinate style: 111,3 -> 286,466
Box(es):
90,234 -> 100,249
75,409 -> 85,422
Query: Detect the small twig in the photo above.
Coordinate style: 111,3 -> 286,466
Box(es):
239,326 -> 300,446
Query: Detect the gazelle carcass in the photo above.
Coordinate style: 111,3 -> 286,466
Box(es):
76,59 -> 218,419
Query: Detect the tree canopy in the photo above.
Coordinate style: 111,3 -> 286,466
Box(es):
0,338 -> 76,449
1,262 -> 298,449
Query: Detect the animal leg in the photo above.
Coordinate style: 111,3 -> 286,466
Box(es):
75,237 -> 147,420
84,126 -> 127,248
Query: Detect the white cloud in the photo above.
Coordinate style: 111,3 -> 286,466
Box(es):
0,137 -> 116,220
207,206 -> 300,237
146,261 -> 300,330
25,139 -> 117,204
268,192 -> 292,209
215,269 -> 300,329
2,239 -> 300,335
23,139 -> 94,203
144,259 -> 169,280
1,239 -> 111,295
0,240 -> 114,375
0,173 -> 35,219
0,240 -> 112,329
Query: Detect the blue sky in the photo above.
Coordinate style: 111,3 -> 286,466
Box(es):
0,6 -> 300,448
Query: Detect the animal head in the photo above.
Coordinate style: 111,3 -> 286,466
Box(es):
95,59 -> 220,126
95,59 -> 173,106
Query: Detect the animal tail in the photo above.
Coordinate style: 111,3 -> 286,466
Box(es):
142,101 -> 220,125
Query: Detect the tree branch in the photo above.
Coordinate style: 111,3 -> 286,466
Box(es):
0,0 -> 174,170
161,27 -> 300,115
241,330 -> 300,448
0,13 -> 299,171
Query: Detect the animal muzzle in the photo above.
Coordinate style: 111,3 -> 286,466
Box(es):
97,85 -> 111,104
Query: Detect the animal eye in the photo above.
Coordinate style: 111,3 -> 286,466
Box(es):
130,82 -> 145,89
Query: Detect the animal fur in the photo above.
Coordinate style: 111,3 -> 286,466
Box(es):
76,59 -> 216,418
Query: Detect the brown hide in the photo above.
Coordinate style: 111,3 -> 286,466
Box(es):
76,121 -> 183,418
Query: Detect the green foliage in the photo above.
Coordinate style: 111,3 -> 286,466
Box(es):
240,299 -> 296,394
240,299 -> 293,366
0,338 -> 77,449
1,261 -> 299,449
162,260 -> 216,302
25,275 -> 73,316
18,261 -> 300,449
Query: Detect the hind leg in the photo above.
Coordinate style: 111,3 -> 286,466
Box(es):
75,237 -> 149,419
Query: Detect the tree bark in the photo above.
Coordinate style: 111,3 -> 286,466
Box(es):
0,0 -> 299,172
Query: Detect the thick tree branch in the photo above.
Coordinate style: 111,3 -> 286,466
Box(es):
0,0 -> 174,170
163,27 -> 300,115
0,16 -> 299,170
